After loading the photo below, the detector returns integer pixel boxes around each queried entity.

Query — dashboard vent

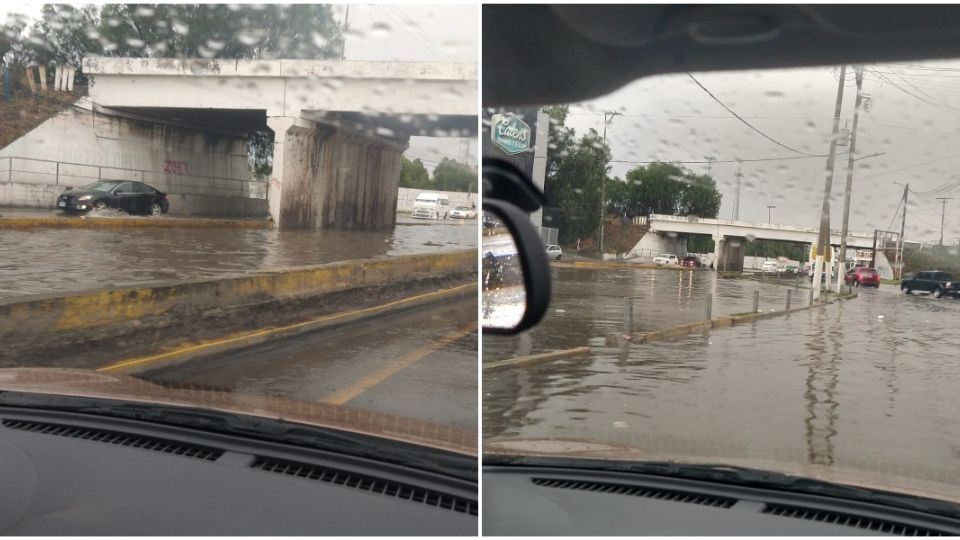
[251,456,477,516]
[531,477,736,508]
[763,504,947,536]
[2,419,223,461]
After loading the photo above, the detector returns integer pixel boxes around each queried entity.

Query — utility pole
[937,197,953,246]
[767,205,776,224]
[598,110,621,254]
[732,164,742,220]
[894,182,909,280]
[340,6,350,61]
[704,156,717,176]
[836,65,864,293]
[813,64,846,300]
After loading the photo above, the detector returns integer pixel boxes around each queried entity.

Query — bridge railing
[0,156,267,199]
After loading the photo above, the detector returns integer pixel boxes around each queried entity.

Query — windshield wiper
[486,454,960,520]
[0,391,476,482]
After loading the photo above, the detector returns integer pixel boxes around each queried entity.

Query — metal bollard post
[753,290,760,312]
[809,286,815,305]
[786,289,792,310]
[624,297,633,338]
[705,293,713,320]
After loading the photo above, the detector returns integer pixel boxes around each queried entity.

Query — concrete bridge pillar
[267,115,409,230]
[713,234,746,272]
[713,235,725,271]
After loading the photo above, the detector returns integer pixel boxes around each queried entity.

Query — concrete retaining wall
[0,182,268,217]
[0,250,475,366]
[0,98,267,216]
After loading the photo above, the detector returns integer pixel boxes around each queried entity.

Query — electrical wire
[686,73,825,158]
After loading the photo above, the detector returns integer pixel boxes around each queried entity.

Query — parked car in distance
[410,192,450,220]
[449,206,477,219]
[681,255,701,267]
[761,260,780,273]
[784,265,799,273]
[57,180,169,216]
[901,270,960,298]
[653,254,679,265]
[844,266,880,288]
[545,244,562,260]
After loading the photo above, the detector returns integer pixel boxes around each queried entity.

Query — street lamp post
[767,205,776,224]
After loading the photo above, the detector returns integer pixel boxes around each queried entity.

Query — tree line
[541,105,723,246]
[400,156,476,193]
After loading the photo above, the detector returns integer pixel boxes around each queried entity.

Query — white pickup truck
[653,254,679,265]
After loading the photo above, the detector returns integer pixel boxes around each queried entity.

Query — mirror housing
[482,158,552,334]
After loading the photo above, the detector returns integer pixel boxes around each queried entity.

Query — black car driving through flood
[57,180,170,216]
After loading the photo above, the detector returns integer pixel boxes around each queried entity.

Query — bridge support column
[267,116,409,230]
[713,235,725,271]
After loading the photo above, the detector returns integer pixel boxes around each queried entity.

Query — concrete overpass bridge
[83,57,476,229]
[631,214,876,271]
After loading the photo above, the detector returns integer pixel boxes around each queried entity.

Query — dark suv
[901,271,960,298]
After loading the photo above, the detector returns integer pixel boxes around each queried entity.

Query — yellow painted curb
[484,346,592,371]
[98,283,476,375]
[0,216,272,229]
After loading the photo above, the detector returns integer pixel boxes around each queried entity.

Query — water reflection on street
[0,216,476,298]
[483,266,813,360]
[484,266,960,489]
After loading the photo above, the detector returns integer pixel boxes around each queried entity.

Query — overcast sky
[565,62,960,245]
[3,3,478,174]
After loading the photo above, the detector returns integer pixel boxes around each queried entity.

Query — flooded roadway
[484,268,960,494]
[142,296,478,431]
[0,215,476,298]
[484,265,815,360]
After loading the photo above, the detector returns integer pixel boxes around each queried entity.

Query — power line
[686,73,825,158]
[379,5,456,63]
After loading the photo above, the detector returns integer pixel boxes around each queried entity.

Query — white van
[411,193,450,220]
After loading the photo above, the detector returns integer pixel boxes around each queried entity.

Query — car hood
[485,437,960,507]
[0,368,475,456]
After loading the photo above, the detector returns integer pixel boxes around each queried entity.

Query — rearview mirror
[482,199,551,334]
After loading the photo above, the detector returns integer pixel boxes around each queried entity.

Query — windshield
[3,3,478,459]
[483,60,960,505]
[82,181,122,192]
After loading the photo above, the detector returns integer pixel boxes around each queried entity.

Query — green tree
[543,126,609,244]
[24,4,100,72]
[399,156,431,189]
[608,161,723,219]
[431,157,474,192]
[678,173,722,217]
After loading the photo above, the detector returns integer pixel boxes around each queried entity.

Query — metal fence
[0,156,267,199]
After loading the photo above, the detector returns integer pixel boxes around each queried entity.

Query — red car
[681,256,701,268]
[844,266,880,288]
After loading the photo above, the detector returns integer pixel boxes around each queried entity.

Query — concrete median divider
[0,216,272,229]
[483,347,592,371]
[0,249,476,368]
[619,291,858,346]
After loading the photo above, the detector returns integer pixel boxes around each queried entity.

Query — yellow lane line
[96,283,475,374]
[319,322,477,406]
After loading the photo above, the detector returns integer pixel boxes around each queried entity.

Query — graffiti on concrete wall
[163,160,191,175]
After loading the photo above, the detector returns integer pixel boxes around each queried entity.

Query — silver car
[545,244,562,260]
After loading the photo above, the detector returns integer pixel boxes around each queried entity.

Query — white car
[653,254,679,265]
[410,193,450,220]
[450,206,477,219]
[545,244,562,260]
